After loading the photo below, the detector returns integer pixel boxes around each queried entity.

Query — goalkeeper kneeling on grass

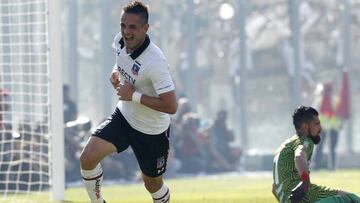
[272,106,360,203]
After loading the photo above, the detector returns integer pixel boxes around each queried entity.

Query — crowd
[61,89,243,182]
[170,97,242,175]
[1,79,348,185]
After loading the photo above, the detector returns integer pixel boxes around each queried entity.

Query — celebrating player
[272,106,360,203]
[79,1,177,202]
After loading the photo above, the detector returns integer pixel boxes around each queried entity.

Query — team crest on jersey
[132,63,140,75]
[116,48,121,56]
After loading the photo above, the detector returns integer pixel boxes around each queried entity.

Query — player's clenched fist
[289,173,310,203]
[289,181,308,203]
[116,81,134,101]
[109,68,120,89]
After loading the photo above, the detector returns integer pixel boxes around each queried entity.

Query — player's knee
[337,190,349,195]
[79,150,98,170]
[143,176,163,193]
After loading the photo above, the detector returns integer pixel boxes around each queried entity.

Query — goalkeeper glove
[289,172,310,203]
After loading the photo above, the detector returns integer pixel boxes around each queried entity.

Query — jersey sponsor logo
[117,65,136,85]
[132,63,140,76]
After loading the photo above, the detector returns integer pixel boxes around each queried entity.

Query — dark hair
[292,106,319,130]
[123,1,148,24]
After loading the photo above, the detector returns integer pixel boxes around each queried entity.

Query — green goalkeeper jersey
[273,135,314,202]
[273,135,339,203]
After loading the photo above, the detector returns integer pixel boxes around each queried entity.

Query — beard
[310,135,321,145]
[308,128,321,145]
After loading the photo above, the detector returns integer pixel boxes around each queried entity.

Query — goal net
[0,0,64,202]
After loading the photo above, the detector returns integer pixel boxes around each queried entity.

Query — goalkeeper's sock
[81,164,104,203]
[151,183,170,203]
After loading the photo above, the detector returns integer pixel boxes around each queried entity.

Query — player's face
[120,13,149,53]
[308,115,322,144]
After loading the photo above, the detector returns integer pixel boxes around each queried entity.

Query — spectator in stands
[171,97,191,154]
[166,96,192,176]
[313,83,341,170]
[207,109,241,172]
[177,112,206,173]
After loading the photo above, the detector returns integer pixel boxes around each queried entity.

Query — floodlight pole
[237,0,248,152]
[340,0,353,153]
[186,0,197,109]
[160,0,169,55]
[67,0,78,105]
[288,0,302,110]
[101,0,114,116]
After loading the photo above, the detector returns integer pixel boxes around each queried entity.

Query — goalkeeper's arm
[294,145,309,179]
[289,146,310,203]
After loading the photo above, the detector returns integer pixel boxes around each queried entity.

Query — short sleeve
[147,58,175,95]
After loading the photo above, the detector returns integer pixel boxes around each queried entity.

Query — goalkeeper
[272,106,360,203]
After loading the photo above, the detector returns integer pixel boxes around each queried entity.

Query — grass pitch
[2,169,360,203]
[65,169,360,203]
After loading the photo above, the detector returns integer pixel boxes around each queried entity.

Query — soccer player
[79,1,177,203]
[272,106,360,203]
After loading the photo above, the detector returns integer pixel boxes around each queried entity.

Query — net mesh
[0,0,51,201]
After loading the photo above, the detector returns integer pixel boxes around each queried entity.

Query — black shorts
[93,108,170,178]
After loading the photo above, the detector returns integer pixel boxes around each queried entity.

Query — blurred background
[28,0,360,183]
[57,0,360,182]
[61,0,360,182]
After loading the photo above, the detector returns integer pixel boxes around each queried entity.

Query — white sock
[81,164,104,203]
[151,184,170,203]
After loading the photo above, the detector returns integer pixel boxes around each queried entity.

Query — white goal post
[0,0,64,201]
[48,0,65,200]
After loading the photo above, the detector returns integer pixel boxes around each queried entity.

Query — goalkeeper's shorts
[297,183,339,203]
[315,193,360,203]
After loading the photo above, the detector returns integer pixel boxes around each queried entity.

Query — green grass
[2,169,360,203]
